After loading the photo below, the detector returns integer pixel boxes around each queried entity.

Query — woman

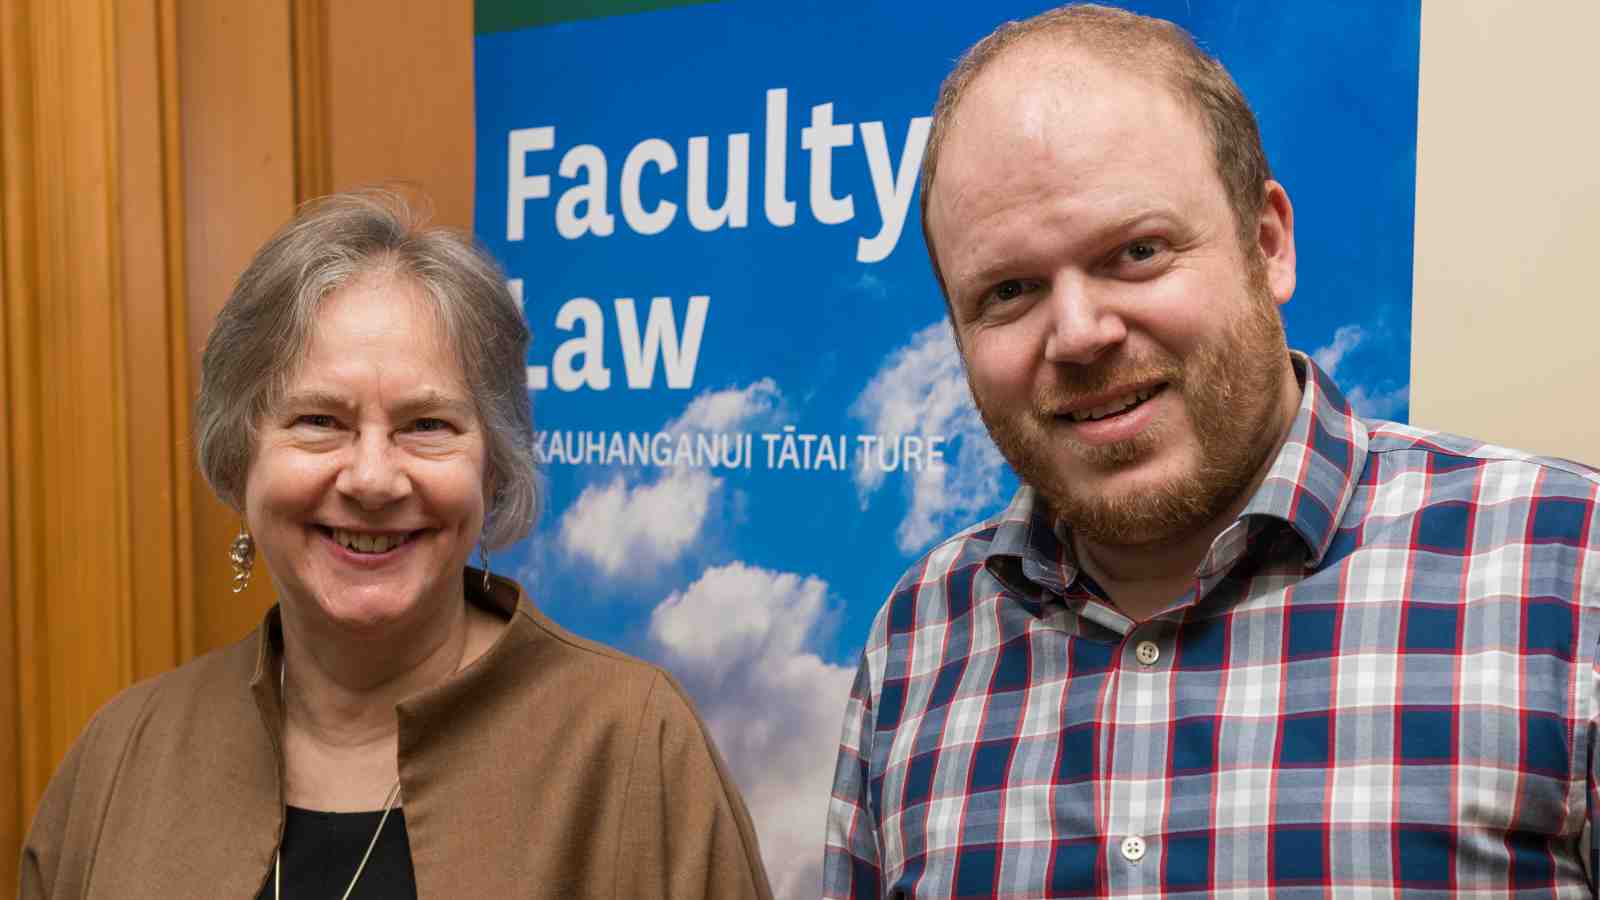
[20,191,773,899]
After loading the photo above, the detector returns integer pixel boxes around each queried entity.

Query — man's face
[927,47,1298,548]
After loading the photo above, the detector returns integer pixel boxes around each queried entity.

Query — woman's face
[244,274,487,636]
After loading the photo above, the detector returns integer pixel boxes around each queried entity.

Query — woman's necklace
[275,662,403,900]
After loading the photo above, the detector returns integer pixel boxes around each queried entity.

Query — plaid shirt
[824,354,1600,898]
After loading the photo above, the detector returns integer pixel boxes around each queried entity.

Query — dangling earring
[229,525,255,593]
[479,544,491,593]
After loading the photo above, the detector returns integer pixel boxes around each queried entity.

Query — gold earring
[229,526,255,593]
[480,545,492,593]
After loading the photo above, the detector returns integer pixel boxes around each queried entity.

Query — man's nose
[1041,273,1127,365]
[335,431,412,509]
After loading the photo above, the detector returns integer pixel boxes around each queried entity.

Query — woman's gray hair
[195,189,538,548]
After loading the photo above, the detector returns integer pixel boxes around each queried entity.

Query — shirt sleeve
[613,670,774,900]
[823,649,883,899]
[1588,655,1600,894]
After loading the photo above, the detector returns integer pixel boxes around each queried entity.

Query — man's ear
[1256,180,1296,305]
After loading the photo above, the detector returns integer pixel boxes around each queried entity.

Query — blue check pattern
[824,353,1600,898]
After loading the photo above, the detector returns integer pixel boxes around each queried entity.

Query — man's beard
[971,266,1291,548]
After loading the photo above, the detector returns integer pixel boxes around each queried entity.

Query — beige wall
[1413,0,1600,464]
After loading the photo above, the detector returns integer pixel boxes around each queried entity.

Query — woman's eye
[1124,239,1162,262]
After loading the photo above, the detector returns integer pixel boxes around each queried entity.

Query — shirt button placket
[1115,633,1160,884]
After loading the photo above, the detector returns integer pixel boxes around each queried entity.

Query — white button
[1135,641,1160,666]
[1120,835,1146,862]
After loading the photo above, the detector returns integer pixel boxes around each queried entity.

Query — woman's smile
[314,525,428,567]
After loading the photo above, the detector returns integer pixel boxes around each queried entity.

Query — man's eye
[992,279,1033,302]
[295,414,337,429]
[411,418,451,433]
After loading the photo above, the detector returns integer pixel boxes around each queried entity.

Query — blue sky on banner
[474,1,1419,893]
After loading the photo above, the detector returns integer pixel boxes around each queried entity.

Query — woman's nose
[334,432,412,509]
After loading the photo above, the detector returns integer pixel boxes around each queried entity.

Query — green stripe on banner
[475,0,719,34]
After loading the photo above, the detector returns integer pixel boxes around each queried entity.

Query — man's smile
[1060,383,1167,423]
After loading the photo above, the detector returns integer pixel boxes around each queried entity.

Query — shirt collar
[1242,351,1368,567]
[983,350,1368,595]
[986,484,1075,599]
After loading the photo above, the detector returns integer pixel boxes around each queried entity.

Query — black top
[254,806,418,900]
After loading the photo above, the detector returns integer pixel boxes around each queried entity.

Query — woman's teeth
[332,529,409,554]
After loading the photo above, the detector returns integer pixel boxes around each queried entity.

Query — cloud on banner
[1311,323,1411,420]
[649,562,854,900]
[852,320,1007,555]
[558,379,783,578]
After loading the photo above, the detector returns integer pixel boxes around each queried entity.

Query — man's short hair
[920,3,1272,298]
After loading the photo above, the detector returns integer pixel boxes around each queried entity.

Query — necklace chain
[273,610,475,897]
[275,662,403,900]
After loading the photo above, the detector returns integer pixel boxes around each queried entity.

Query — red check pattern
[824,354,1600,898]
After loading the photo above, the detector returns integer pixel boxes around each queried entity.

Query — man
[824,4,1600,897]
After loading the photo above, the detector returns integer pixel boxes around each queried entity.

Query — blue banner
[475,2,1419,892]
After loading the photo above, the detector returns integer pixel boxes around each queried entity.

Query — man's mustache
[1031,358,1183,413]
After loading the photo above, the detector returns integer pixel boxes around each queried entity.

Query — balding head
[920,4,1271,301]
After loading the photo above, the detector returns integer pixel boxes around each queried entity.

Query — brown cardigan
[20,571,773,898]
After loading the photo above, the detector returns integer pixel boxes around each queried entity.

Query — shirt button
[1120,835,1146,862]
[1134,641,1160,666]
